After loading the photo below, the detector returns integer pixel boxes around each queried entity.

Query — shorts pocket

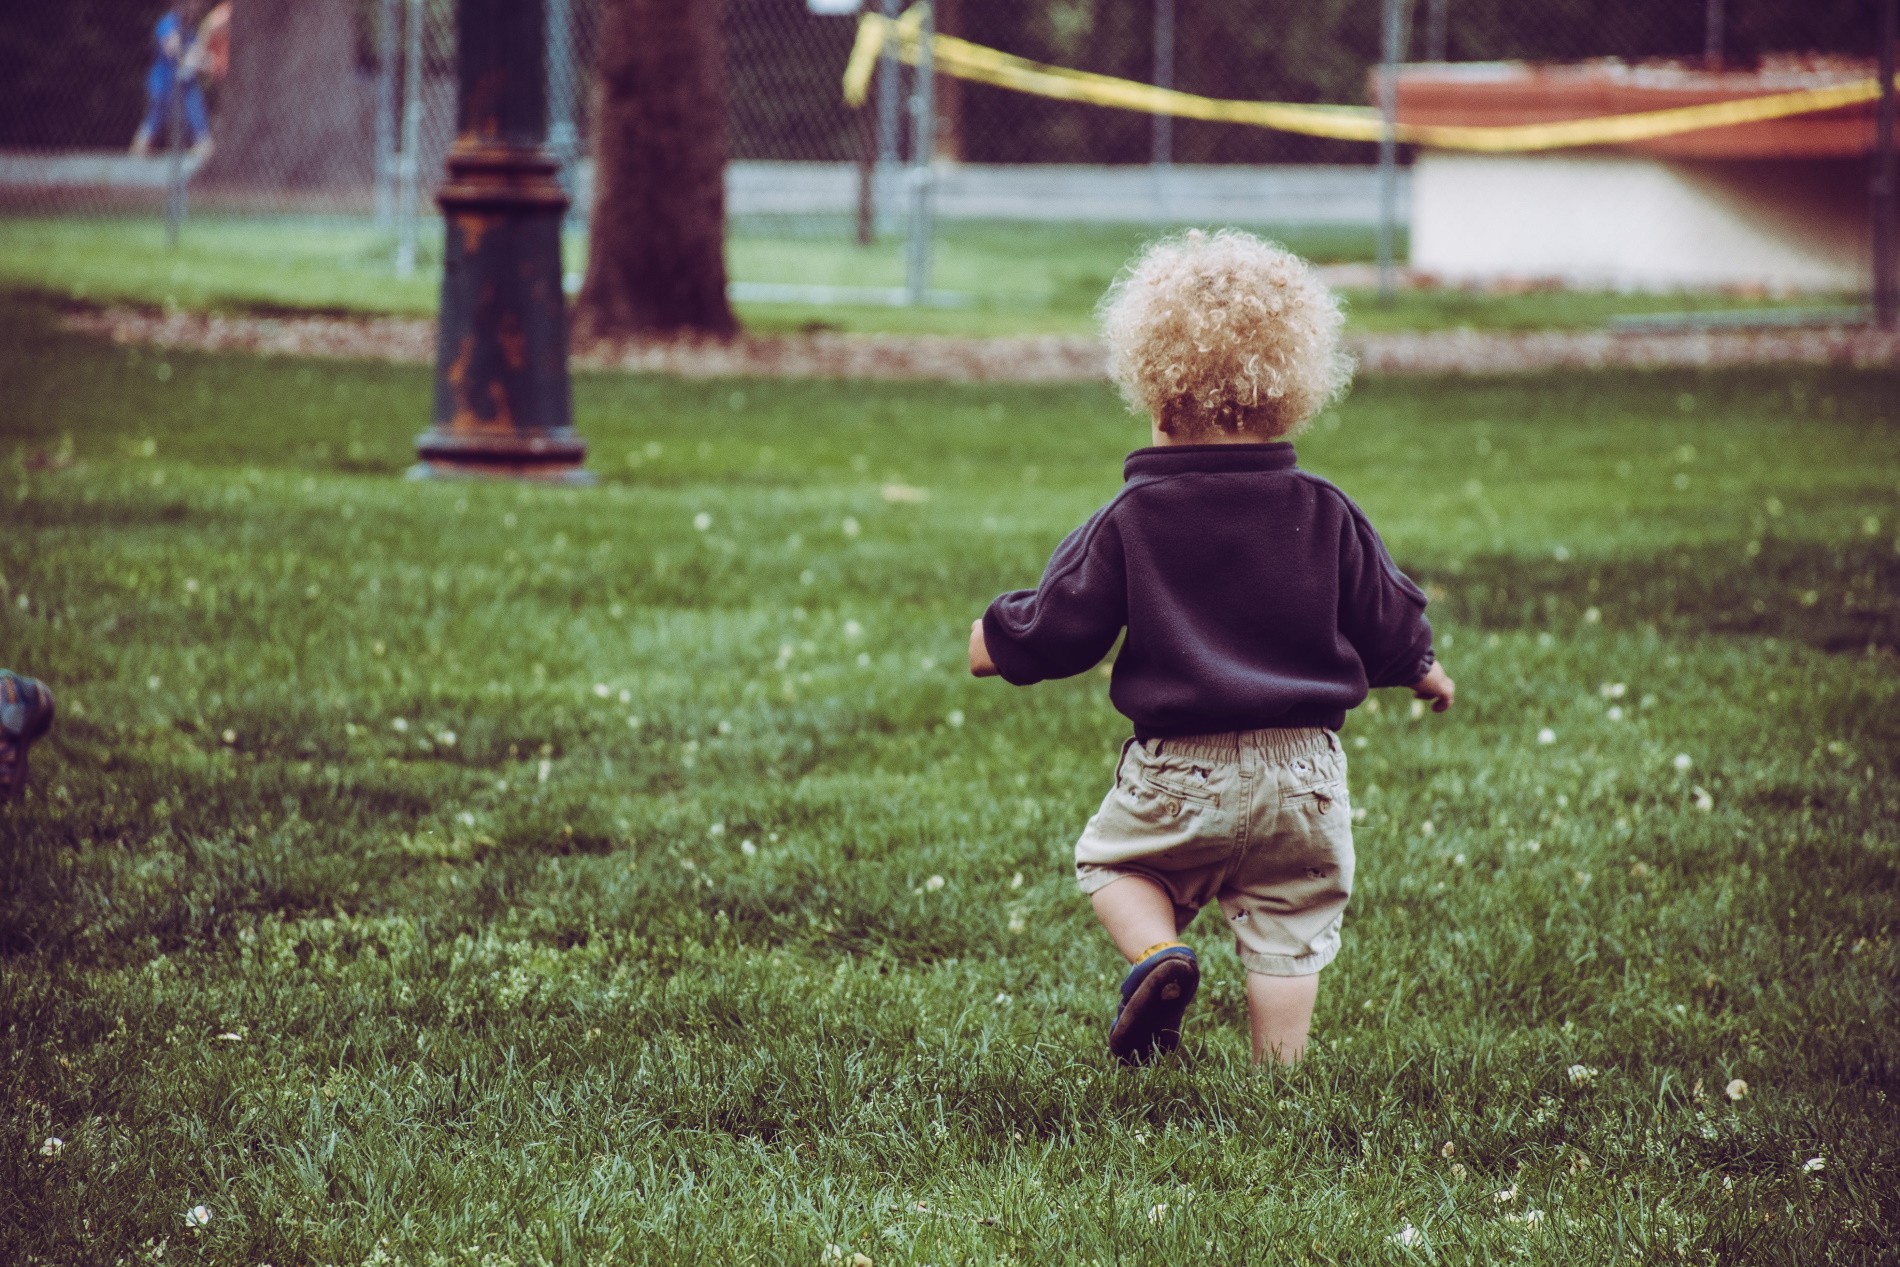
[1285,773,1349,817]
[1125,741,1220,807]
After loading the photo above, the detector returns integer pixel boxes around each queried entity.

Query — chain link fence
[0,0,1881,317]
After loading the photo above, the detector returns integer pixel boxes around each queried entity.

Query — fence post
[1151,0,1174,222]
[164,78,188,248]
[904,0,936,306]
[1375,0,1406,304]
[375,0,400,227]
[874,0,904,238]
[395,0,425,277]
[547,0,580,227]
[1876,0,1897,329]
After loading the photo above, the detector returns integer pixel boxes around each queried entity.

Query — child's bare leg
[1090,875,1179,961]
[1246,971,1319,1064]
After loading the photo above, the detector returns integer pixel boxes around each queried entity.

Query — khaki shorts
[1075,727,1354,976]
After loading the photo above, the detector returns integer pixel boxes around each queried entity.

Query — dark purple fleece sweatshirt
[981,442,1434,738]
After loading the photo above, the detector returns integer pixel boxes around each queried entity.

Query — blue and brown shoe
[1109,940,1199,1065]
[0,671,55,802]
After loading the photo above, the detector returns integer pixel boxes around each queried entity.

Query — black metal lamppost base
[412,0,589,484]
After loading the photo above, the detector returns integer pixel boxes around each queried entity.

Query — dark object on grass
[410,0,590,485]
[1110,942,1200,1065]
[0,671,55,802]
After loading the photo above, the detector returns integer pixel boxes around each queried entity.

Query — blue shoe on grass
[1109,940,1199,1064]
[0,670,55,802]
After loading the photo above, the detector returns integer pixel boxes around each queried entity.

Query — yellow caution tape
[843,7,1889,153]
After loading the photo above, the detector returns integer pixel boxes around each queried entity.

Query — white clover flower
[1147,1203,1169,1224]
[1583,607,1601,624]
[390,717,409,733]
[1726,1078,1749,1101]
[1440,1141,1456,1158]
[221,729,237,745]
[437,730,457,747]
[1692,786,1714,812]
[841,516,861,538]
[1389,1223,1423,1247]
[994,992,1013,1005]
[1802,1156,1825,1173]
[843,619,863,640]
[618,689,632,704]
[1007,913,1026,933]
[148,675,163,691]
[40,1137,63,1157]
[740,840,758,857]
[1410,699,1425,719]
[946,710,965,728]
[880,483,929,504]
[1494,1185,1518,1204]
[1537,728,1556,745]
[536,758,551,783]
[1009,871,1024,889]
[924,874,946,892]
[185,1205,211,1227]
[217,1032,243,1042]
[692,512,712,532]
[1505,1209,1546,1226]
[1567,1064,1599,1087]
[1606,706,1624,721]
[593,683,611,698]
[1673,753,1693,772]
[709,822,726,836]
[1600,682,1627,699]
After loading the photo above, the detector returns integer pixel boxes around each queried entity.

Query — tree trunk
[574,0,737,340]
[196,0,372,192]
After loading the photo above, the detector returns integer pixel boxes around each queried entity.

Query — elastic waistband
[1143,726,1337,764]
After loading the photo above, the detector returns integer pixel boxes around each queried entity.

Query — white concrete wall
[1411,152,1868,291]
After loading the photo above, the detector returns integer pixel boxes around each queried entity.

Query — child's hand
[969,619,998,677]
[1411,661,1455,712]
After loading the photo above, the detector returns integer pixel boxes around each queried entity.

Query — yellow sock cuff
[1134,940,1191,963]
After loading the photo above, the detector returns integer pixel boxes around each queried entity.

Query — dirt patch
[56,303,1900,381]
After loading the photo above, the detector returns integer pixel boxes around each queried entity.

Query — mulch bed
[56,303,1900,381]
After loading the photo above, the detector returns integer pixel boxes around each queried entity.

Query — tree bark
[196,0,372,191]
[574,0,737,340]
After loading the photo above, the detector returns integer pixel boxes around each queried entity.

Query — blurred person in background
[129,1,213,161]
[193,2,232,106]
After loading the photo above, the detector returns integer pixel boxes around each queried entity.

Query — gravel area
[56,303,1900,381]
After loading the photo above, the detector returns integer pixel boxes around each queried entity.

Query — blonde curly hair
[1098,229,1353,440]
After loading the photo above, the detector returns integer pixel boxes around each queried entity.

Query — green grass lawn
[0,214,1847,337]
[3,289,1898,1263]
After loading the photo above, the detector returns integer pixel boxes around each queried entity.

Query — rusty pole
[410,0,590,483]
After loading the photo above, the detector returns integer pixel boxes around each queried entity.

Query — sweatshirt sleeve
[982,507,1127,686]
[1338,500,1435,689]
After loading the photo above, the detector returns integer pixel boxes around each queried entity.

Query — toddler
[969,230,1454,1065]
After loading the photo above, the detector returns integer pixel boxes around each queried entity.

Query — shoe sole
[1109,955,1200,1065]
